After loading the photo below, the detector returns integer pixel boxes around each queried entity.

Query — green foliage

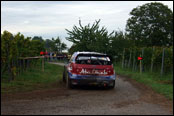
[66,19,114,54]
[110,31,133,59]
[121,46,173,74]
[60,42,67,52]
[44,39,53,52]
[32,36,44,43]
[45,37,67,53]
[1,62,64,93]
[1,30,68,82]
[30,40,45,56]
[126,2,173,47]
[1,31,45,81]
[115,64,173,100]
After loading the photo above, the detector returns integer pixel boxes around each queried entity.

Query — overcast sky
[1,1,173,48]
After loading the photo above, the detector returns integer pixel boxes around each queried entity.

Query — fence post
[124,60,127,68]
[132,57,135,71]
[135,62,138,71]
[23,59,25,72]
[132,50,135,71]
[16,58,19,76]
[151,47,155,72]
[30,58,32,71]
[122,48,125,68]
[11,59,15,80]
[171,48,173,74]
[18,59,20,76]
[141,48,144,72]
[161,48,165,76]
[42,57,44,72]
[8,60,12,82]
[27,59,29,71]
[128,49,132,68]
[140,54,142,74]
[19,59,21,74]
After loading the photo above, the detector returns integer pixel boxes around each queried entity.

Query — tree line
[1,31,67,81]
[66,2,173,61]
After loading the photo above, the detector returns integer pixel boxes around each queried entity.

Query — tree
[1,30,46,81]
[44,39,54,52]
[30,40,45,56]
[1,31,18,81]
[54,37,61,53]
[110,31,133,61]
[32,36,44,43]
[66,19,114,54]
[126,2,173,47]
[60,42,67,53]
[68,44,78,55]
[50,37,67,53]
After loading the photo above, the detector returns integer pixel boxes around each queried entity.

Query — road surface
[1,62,173,115]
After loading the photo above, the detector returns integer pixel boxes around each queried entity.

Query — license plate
[89,82,98,85]
[85,77,96,79]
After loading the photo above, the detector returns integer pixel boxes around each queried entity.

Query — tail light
[68,66,73,71]
[105,68,114,75]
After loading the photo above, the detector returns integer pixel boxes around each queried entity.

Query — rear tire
[109,81,115,89]
[66,76,73,89]
[63,66,66,83]
[63,70,66,83]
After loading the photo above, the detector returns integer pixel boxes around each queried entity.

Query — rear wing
[75,54,113,65]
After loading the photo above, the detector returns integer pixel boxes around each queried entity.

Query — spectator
[56,52,59,61]
[54,52,57,61]
[47,52,50,61]
[52,52,55,61]
[45,51,48,61]
[50,52,53,62]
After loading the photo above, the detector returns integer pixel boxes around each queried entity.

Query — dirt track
[1,62,173,115]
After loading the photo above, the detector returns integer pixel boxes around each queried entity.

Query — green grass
[1,61,64,93]
[114,63,173,100]
[46,58,68,63]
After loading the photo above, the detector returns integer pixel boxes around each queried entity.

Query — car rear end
[67,52,116,88]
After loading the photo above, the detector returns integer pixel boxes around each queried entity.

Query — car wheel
[109,81,115,89]
[63,70,66,83]
[66,76,73,89]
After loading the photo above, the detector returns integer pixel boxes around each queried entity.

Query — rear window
[75,54,112,65]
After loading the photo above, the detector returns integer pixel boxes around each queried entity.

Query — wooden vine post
[161,48,165,76]
[140,54,142,74]
[151,47,155,72]
[122,48,125,68]
[141,48,144,72]
[42,56,44,72]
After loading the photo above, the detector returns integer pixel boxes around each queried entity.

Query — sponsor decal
[79,69,108,75]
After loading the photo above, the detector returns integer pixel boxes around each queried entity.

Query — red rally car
[63,52,116,89]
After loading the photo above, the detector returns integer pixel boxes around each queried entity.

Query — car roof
[74,51,107,56]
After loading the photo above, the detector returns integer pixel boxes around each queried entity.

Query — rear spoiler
[75,54,113,62]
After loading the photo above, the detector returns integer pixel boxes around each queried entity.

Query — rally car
[63,52,116,89]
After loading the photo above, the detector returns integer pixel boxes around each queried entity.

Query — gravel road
[1,62,173,115]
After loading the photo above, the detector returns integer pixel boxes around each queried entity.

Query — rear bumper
[70,78,115,86]
[68,72,116,80]
[67,72,116,86]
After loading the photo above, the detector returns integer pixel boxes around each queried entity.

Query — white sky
[1,1,173,49]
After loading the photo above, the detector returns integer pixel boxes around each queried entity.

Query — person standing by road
[47,52,50,61]
[50,52,53,62]
[54,52,57,61]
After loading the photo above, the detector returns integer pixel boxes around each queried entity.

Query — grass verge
[1,61,64,94]
[114,63,173,100]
